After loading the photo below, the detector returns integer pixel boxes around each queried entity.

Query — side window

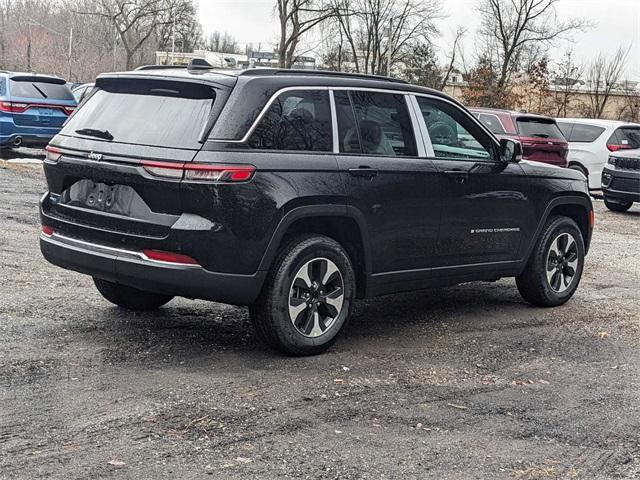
[416,97,493,161]
[567,123,605,143]
[336,90,417,156]
[557,121,573,140]
[478,113,506,134]
[248,90,332,152]
[0,77,5,96]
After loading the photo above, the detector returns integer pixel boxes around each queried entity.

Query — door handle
[443,170,469,184]
[349,166,378,179]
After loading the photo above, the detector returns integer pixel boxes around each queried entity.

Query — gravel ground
[1,161,639,480]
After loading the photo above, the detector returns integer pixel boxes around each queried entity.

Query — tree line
[0,0,636,120]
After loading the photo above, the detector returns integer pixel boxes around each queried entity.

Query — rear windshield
[61,79,216,149]
[516,118,564,139]
[609,127,640,149]
[9,79,74,100]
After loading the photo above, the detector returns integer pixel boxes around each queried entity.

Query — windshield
[9,79,74,100]
[61,79,216,149]
[517,118,564,139]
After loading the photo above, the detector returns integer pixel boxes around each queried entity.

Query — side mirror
[500,138,522,163]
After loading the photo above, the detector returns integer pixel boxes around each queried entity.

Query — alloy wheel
[288,257,345,338]
[546,232,579,293]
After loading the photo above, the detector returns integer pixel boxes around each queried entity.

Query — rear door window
[566,123,605,142]
[248,90,332,151]
[9,79,74,100]
[338,90,417,156]
[60,79,216,149]
[608,127,640,149]
[478,113,506,134]
[516,118,564,139]
[0,77,6,96]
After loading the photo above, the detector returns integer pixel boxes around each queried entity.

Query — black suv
[602,149,640,212]
[40,64,594,355]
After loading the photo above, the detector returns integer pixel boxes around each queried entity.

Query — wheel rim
[546,232,579,293]
[288,257,345,338]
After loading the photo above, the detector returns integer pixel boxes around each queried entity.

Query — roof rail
[238,68,408,84]
[134,64,188,71]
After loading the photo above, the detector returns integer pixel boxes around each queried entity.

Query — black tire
[93,278,173,311]
[568,164,588,180]
[516,216,585,307]
[604,197,632,212]
[250,234,355,356]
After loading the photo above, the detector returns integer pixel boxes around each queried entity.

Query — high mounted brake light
[141,160,256,182]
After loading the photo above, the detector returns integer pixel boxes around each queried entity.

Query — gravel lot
[1,159,639,479]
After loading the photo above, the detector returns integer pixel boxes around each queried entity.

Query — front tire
[250,234,355,356]
[93,278,174,311]
[516,216,585,307]
[604,197,632,212]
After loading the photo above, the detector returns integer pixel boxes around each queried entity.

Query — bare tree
[204,31,241,54]
[551,49,583,117]
[477,0,590,97]
[582,46,630,119]
[78,0,178,70]
[616,80,640,123]
[439,27,465,90]
[327,0,442,75]
[276,0,334,68]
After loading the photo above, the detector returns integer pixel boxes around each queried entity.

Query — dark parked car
[602,149,640,212]
[40,63,593,355]
[469,107,568,167]
[0,72,76,149]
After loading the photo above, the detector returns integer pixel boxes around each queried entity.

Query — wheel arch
[524,195,593,266]
[257,205,372,298]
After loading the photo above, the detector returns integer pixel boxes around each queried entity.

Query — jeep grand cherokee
[40,63,594,355]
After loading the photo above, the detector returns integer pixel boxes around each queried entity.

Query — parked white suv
[556,119,640,189]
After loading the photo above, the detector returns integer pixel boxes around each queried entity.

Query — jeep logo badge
[87,152,103,161]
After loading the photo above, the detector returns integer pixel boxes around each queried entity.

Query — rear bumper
[0,117,59,146]
[40,232,266,306]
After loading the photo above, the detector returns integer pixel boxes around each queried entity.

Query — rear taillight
[141,160,256,183]
[41,226,54,236]
[63,106,76,116]
[607,144,632,152]
[0,101,29,113]
[45,145,62,162]
[143,249,199,265]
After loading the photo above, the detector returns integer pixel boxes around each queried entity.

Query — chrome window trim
[209,86,330,144]
[329,90,339,153]
[404,94,426,157]
[407,94,434,157]
[208,84,500,158]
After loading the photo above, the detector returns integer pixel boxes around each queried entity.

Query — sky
[197,0,640,80]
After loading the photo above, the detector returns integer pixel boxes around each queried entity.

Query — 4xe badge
[87,152,102,161]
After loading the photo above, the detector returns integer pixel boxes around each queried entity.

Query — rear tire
[93,278,173,311]
[604,197,632,212]
[516,216,585,307]
[250,234,355,356]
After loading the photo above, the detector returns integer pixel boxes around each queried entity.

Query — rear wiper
[75,128,114,141]
[531,133,550,138]
[32,83,48,98]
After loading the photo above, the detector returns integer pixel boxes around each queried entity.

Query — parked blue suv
[0,72,76,149]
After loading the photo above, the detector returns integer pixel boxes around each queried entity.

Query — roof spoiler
[9,75,66,85]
